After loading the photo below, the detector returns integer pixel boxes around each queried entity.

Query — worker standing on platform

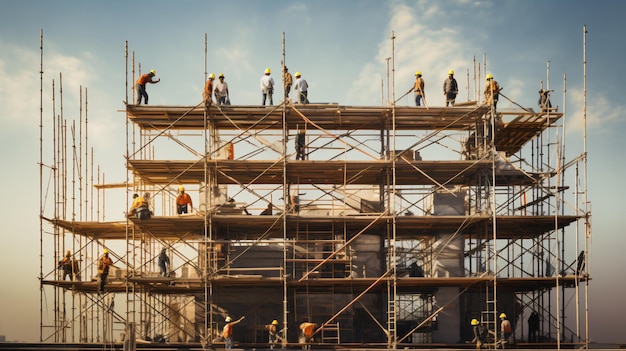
[299,321,317,349]
[203,73,216,105]
[222,315,245,349]
[484,74,502,113]
[443,69,458,106]
[408,71,425,107]
[135,69,160,105]
[261,68,275,106]
[499,313,513,347]
[158,248,170,277]
[283,66,293,100]
[214,73,230,105]
[294,72,309,104]
[98,249,114,293]
[265,319,280,349]
[527,311,540,343]
[176,186,193,214]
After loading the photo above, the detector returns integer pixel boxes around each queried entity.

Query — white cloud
[566,87,622,133]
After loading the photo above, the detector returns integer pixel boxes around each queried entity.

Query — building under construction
[39,41,591,350]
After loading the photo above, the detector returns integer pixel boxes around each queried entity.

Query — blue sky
[0,0,624,343]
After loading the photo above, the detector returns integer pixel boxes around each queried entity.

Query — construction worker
[260,203,273,215]
[265,319,280,349]
[499,313,513,347]
[260,68,275,106]
[443,69,458,106]
[293,72,309,104]
[298,321,317,349]
[128,192,152,220]
[283,66,293,99]
[203,73,216,104]
[97,249,114,293]
[59,250,79,281]
[176,186,193,214]
[470,319,487,349]
[295,129,306,160]
[407,71,425,106]
[158,248,170,277]
[484,74,502,112]
[527,311,540,342]
[135,69,160,105]
[214,73,230,105]
[222,315,245,349]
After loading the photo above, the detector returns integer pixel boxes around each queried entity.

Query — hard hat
[486,74,493,80]
[103,249,108,254]
[265,68,271,74]
[471,319,479,326]
[448,70,454,75]
[415,71,422,76]
[150,70,156,76]
[499,313,507,319]
[295,72,301,77]
[209,73,215,79]
[272,320,279,325]
[178,185,185,192]
[219,73,224,78]
[225,316,232,322]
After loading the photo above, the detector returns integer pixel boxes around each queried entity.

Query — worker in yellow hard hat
[176,185,193,214]
[261,67,275,106]
[214,73,230,105]
[407,71,426,107]
[294,71,309,104]
[265,319,281,349]
[97,249,114,293]
[203,73,216,104]
[470,319,488,349]
[499,312,513,347]
[443,69,458,106]
[135,69,160,105]
[484,73,502,113]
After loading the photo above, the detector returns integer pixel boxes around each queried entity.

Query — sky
[0,0,624,344]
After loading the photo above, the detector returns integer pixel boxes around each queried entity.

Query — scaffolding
[39,35,591,350]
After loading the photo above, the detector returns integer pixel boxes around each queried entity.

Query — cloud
[566,87,622,133]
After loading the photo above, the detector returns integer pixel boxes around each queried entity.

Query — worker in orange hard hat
[135,69,160,105]
[260,68,275,106]
[443,69,458,106]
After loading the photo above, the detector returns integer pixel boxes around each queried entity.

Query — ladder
[321,322,340,344]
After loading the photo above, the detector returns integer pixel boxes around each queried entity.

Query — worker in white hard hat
[203,73,216,104]
[293,72,309,104]
[222,315,245,349]
[407,71,426,107]
[97,249,114,293]
[214,73,230,105]
[135,69,160,105]
[443,69,458,106]
[265,319,282,349]
[176,186,193,214]
[260,67,275,106]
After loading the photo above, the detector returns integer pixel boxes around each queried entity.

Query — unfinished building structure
[39,50,591,349]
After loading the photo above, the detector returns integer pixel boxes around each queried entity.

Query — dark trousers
[137,84,148,104]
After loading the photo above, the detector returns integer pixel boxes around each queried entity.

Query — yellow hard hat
[448,70,454,75]
[499,313,507,319]
[225,316,232,322]
[295,72,301,77]
[219,73,224,78]
[272,320,279,325]
[178,186,185,192]
[265,68,271,74]
[415,71,422,76]
[150,70,156,76]
[471,319,479,326]
[103,249,108,254]
[209,73,216,79]
[486,74,493,80]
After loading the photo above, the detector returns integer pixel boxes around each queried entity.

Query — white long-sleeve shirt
[294,78,308,92]
[260,75,275,93]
